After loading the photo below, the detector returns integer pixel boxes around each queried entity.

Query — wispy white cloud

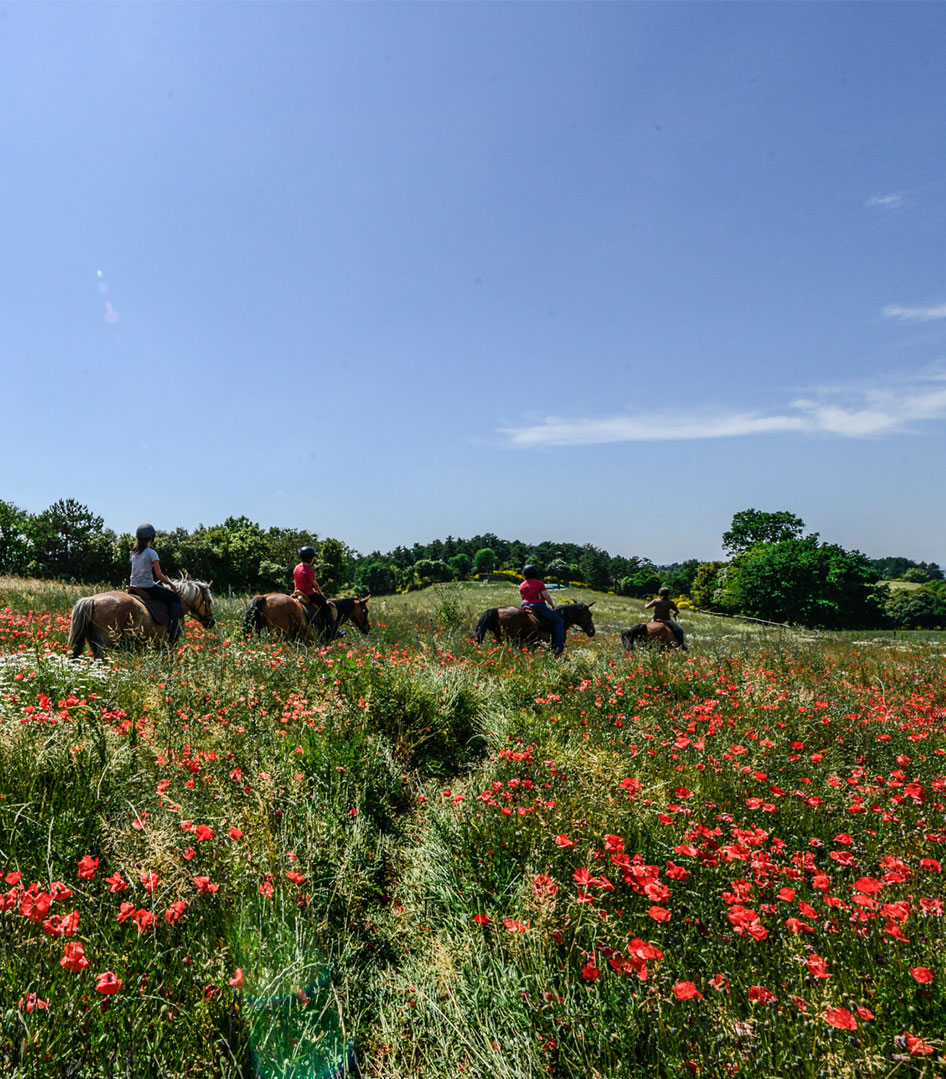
[882,302,946,322]
[500,372,946,448]
[866,192,903,210]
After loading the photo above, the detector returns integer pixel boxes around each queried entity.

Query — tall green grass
[0,580,943,1077]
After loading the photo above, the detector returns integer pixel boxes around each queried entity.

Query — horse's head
[180,580,216,629]
[350,595,371,635]
[564,601,595,637]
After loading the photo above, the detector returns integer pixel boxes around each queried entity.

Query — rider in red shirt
[519,565,565,655]
[293,546,333,631]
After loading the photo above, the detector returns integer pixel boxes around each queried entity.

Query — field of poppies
[0,577,943,1078]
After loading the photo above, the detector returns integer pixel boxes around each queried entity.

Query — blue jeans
[523,602,565,650]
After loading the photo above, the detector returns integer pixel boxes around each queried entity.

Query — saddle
[517,606,551,634]
[292,591,336,631]
[128,587,170,625]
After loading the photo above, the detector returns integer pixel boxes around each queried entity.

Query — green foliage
[721,507,805,555]
[578,544,612,591]
[472,548,497,574]
[447,552,471,579]
[690,561,726,610]
[354,558,398,595]
[26,498,120,583]
[626,566,661,598]
[316,537,349,593]
[719,536,885,628]
[883,582,946,628]
[655,559,700,597]
[412,559,453,586]
[0,499,31,576]
[545,557,571,583]
[870,555,943,582]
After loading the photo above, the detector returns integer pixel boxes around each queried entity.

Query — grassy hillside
[0,578,944,1077]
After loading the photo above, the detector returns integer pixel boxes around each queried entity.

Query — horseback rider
[130,524,183,643]
[293,546,334,634]
[519,565,565,656]
[644,586,686,649]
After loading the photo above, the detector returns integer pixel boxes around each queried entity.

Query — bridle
[188,584,216,628]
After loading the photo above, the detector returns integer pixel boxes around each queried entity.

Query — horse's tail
[621,624,646,652]
[68,598,96,658]
[243,596,265,639]
[472,608,500,644]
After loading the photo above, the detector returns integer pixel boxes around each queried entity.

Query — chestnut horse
[243,594,371,644]
[472,602,595,651]
[621,621,686,651]
[68,578,216,659]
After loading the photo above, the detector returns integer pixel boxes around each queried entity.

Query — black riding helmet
[299,546,317,562]
[136,524,157,542]
[523,565,539,578]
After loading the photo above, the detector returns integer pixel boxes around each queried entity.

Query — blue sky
[3,2,945,565]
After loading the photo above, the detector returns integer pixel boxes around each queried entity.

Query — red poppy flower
[472,913,490,924]
[580,960,600,982]
[229,968,244,988]
[95,971,123,996]
[748,985,776,1004]
[648,906,671,923]
[672,981,702,1000]
[140,871,159,893]
[909,967,933,984]
[61,941,89,972]
[823,1006,857,1030]
[165,900,187,924]
[904,1033,934,1055]
[76,856,99,881]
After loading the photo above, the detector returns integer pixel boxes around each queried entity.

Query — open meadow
[0,578,944,1078]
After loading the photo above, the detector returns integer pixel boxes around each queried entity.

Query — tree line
[0,498,942,629]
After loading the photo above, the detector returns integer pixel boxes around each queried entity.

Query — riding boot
[167,619,182,645]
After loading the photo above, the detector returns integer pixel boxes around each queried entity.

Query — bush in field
[355,558,398,595]
[472,548,497,574]
[689,560,726,610]
[884,582,946,628]
[447,553,471,579]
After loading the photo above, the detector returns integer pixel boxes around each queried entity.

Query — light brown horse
[621,621,686,651]
[68,578,216,659]
[472,602,595,652]
[243,594,371,644]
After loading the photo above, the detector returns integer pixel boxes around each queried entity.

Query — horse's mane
[170,577,212,604]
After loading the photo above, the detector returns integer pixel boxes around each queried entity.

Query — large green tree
[719,536,884,628]
[27,499,119,583]
[722,508,806,555]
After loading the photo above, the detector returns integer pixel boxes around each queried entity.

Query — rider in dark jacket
[645,586,686,648]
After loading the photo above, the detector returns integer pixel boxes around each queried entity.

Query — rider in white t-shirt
[130,524,183,643]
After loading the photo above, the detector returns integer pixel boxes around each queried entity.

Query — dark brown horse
[243,594,370,644]
[621,621,686,651]
[68,578,216,659]
[472,602,595,652]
